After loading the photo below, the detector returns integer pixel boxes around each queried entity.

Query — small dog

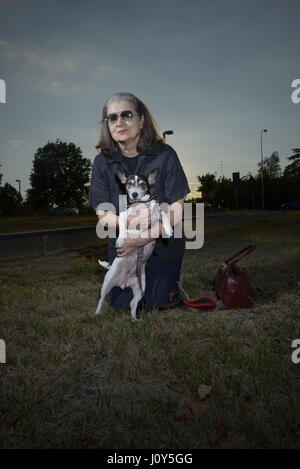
[95,167,173,321]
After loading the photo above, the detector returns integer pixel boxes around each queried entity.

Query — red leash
[183,296,217,312]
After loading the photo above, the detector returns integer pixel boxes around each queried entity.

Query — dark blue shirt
[89,142,190,260]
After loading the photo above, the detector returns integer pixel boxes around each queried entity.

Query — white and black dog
[95,167,173,321]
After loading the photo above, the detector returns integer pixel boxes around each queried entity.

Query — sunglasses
[105,110,138,125]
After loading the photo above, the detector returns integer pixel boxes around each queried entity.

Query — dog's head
[116,167,159,203]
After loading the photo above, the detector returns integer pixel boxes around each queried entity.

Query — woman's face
[106,100,144,149]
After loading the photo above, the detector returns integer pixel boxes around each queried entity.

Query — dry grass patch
[0,212,299,448]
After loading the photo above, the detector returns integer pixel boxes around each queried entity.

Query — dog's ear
[147,168,160,186]
[116,166,127,184]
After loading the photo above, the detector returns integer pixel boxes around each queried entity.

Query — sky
[0,0,300,199]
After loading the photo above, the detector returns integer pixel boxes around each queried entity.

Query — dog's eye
[139,182,146,188]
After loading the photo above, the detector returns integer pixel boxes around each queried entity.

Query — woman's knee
[144,275,181,308]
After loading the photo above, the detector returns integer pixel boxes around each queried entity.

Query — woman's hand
[116,203,151,257]
[116,231,146,257]
[116,203,164,257]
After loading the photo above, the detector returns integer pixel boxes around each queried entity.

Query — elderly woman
[89,92,190,314]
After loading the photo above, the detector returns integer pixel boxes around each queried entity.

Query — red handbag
[215,245,255,309]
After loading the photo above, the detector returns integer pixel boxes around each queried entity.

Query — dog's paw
[131,316,140,322]
[98,260,110,270]
[116,237,125,248]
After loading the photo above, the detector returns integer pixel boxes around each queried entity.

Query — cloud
[0,0,16,6]
[0,41,78,73]
[94,64,120,74]
[50,80,80,96]
[10,139,23,144]
[0,41,82,96]
[0,41,121,96]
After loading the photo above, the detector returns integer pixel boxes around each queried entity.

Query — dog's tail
[98,259,110,270]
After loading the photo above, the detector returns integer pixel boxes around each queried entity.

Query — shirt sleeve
[163,147,190,204]
[88,154,111,209]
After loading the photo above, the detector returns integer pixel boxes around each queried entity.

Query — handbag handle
[225,244,255,267]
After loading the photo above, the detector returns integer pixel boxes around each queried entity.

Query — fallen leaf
[187,400,209,418]
[0,413,10,425]
[175,405,193,421]
[73,437,98,448]
[208,422,229,446]
[215,422,229,440]
[167,377,178,389]
[175,400,209,421]
[238,398,249,416]
[197,384,212,400]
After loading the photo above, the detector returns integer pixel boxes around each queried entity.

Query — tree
[197,173,217,205]
[0,183,23,216]
[27,139,91,211]
[283,148,300,177]
[258,151,282,178]
[213,176,235,209]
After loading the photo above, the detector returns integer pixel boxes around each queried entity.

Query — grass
[0,212,299,448]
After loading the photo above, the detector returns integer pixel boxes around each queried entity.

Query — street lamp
[260,129,268,211]
[15,179,21,195]
[163,130,174,142]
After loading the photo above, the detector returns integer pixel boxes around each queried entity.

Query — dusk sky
[0,0,299,198]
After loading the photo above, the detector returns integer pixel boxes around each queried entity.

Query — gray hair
[96,92,162,156]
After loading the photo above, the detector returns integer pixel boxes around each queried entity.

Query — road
[0,226,99,260]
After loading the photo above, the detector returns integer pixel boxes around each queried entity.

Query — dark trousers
[109,252,182,312]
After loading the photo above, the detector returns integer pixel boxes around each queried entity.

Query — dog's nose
[132,192,138,199]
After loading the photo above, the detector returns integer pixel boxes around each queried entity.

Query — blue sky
[0,0,299,198]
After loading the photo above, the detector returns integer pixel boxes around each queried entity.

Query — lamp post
[163,130,174,142]
[15,179,21,195]
[260,129,268,211]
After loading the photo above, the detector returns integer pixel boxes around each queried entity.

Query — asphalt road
[0,226,99,260]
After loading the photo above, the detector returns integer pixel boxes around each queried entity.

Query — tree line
[0,141,299,216]
[195,149,300,210]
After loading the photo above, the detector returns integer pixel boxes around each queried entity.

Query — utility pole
[232,172,240,210]
[260,129,268,210]
[16,179,21,195]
